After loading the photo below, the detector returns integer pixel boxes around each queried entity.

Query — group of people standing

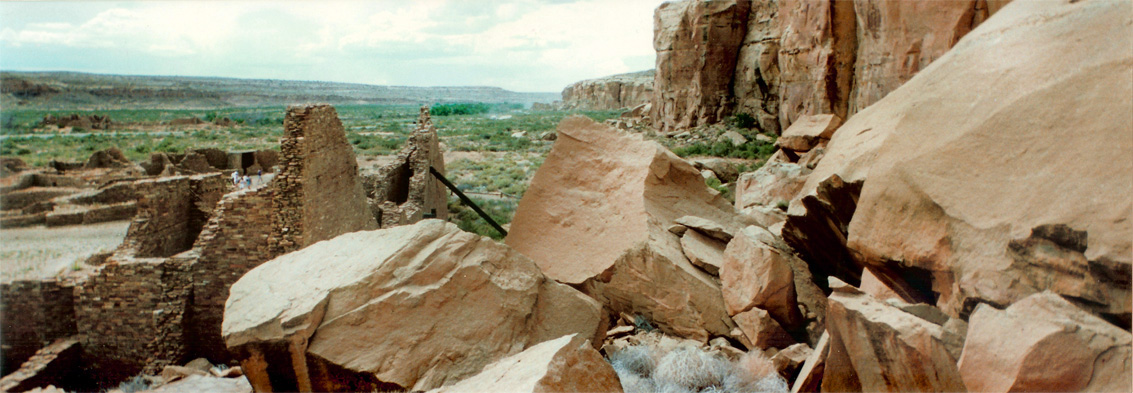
[231,169,263,190]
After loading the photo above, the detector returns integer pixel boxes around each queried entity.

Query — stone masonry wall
[0,280,77,376]
[73,257,192,386]
[116,174,225,258]
[369,106,448,228]
[185,185,276,362]
[272,104,375,254]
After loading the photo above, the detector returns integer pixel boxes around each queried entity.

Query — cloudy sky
[0,0,666,92]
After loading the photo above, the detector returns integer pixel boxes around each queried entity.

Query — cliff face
[652,0,1009,134]
[561,70,654,110]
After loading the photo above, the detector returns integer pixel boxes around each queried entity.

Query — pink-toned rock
[507,116,737,342]
[823,281,965,392]
[733,0,782,134]
[845,0,1132,319]
[771,343,812,382]
[733,307,795,350]
[847,0,981,114]
[790,332,828,393]
[775,114,841,152]
[959,291,1132,392]
[652,0,751,132]
[776,0,857,131]
[430,334,623,393]
[721,226,803,331]
[858,267,901,302]
[735,161,809,211]
[223,220,604,392]
[680,229,727,276]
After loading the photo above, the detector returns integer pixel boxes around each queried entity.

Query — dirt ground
[0,220,130,282]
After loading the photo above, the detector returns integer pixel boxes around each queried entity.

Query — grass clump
[606,344,787,393]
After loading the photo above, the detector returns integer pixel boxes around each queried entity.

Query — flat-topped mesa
[366,105,448,228]
[561,70,654,111]
[273,104,377,254]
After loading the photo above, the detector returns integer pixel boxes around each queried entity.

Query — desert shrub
[673,140,776,160]
[607,344,788,393]
[728,113,757,129]
[115,374,150,393]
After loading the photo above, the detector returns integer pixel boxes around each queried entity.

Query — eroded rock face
[823,281,965,392]
[959,291,1132,392]
[507,116,737,342]
[429,334,623,393]
[844,0,1133,320]
[733,0,781,134]
[223,220,604,392]
[651,0,751,132]
[776,0,857,131]
[562,70,653,111]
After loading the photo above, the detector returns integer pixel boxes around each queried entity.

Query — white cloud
[0,0,665,91]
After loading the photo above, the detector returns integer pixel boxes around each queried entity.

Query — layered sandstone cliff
[561,70,654,110]
[651,0,1009,134]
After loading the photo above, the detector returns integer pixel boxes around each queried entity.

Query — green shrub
[728,113,757,129]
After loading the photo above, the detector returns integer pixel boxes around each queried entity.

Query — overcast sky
[0,0,666,92]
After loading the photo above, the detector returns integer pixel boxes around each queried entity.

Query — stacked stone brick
[0,280,77,374]
[0,104,376,389]
[368,106,448,228]
[0,336,86,392]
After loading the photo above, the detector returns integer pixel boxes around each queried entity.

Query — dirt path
[0,220,130,282]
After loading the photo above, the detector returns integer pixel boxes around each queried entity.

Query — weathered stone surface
[959,291,1132,393]
[85,147,132,169]
[721,226,803,333]
[367,106,448,228]
[735,161,809,211]
[858,267,900,301]
[847,0,981,114]
[775,114,841,153]
[790,332,828,393]
[733,0,781,134]
[733,307,795,350]
[507,116,737,341]
[674,215,736,243]
[776,0,857,131]
[823,281,965,392]
[770,343,812,382]
[223,220,603,392]
[652,0,751,132]
[272,104,376,255]
[845,0,1133,320]
[429,334,623,393]
[679,229,726,276]
[562,70,653,110]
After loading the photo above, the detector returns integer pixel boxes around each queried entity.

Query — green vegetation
[727,112,757,129]
[430,102,522,116]
[448,197,515,240]
[672,139,776,160]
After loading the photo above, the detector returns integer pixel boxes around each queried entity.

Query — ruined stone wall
[370,107,448,228]
[73,257,192,386]
[0,280,77,375]
[185,185,276,362]
[117,174,225,258]
[273,105,375,254]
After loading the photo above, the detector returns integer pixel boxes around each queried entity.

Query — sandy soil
[0,220,130,282]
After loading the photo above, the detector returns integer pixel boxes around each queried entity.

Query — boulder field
[215,1,1131,392]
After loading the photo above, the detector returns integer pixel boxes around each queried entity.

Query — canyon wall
[650,0,1007,134]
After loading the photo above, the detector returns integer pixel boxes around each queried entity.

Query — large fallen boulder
[507,115,738,342]
[959,291,1132,392]
[844,0,1132,321]
[223,220,604,392]
[822,279,966,392]
[429,334,623,393]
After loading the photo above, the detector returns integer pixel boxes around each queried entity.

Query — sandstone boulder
[732,307,794,350]
[822,279,965,392]
[223,220,604,392]
[735,161,809,211]
[679,229,726,276]
[429,334,623,393]
[959,291,1132,392]
[507,116,737,341]
[721,226,803,333]
[790,332,828,393]
[774,114,840,153]
[845,0,1133,320]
